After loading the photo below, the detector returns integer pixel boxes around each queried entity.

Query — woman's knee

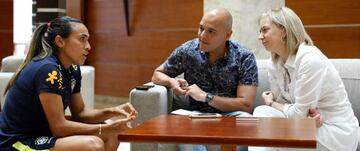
[253,105,274,117]
[104,134,120,151]
[83,136,105,151]
[52,135,105,151]
[253,105,285,117]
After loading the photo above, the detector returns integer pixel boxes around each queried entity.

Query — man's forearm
[209,96,253,113]
[152,71,174,87]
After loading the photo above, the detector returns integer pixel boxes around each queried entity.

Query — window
[13,0,32,56]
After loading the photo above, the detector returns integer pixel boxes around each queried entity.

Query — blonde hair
[260,6,313,63]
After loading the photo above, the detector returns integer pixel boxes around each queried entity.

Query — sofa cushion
[255,59,270,109]
[0,73,14,110]
[1,56,25,72]
[330,59,360,122]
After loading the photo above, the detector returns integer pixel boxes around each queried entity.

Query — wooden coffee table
[118,115,316,151]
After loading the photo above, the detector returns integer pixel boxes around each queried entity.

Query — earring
[282,36,286,43]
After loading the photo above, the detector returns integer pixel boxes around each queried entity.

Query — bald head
[203,8,233,31]
[198,8,233,53]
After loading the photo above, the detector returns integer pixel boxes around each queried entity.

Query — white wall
[205,0,284,59]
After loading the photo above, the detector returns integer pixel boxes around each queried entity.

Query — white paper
[171,109,222,118]
[171,109,202,116]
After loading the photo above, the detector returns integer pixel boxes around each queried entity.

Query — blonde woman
[252,6,358,151]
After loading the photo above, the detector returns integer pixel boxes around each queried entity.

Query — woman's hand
[103,116,135,135]
[103,103,137,134]
[308,108,323,128]
[262,91,274,106]
[111,102,138,118]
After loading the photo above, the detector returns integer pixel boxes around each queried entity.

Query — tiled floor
[94,95,129,109]
[118,142,130,151]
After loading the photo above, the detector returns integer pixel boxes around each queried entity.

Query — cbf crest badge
[34,136,51,145]
[71,78,76,92]
[45,70,64,89]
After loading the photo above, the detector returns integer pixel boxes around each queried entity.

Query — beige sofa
[129,59,360,151]
[0,55,95,114]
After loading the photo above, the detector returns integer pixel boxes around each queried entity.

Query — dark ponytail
[4,16,81,95]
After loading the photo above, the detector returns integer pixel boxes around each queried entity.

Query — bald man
[152,8,257,151]
[152,8,258,116]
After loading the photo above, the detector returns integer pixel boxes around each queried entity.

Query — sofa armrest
[129,83,171,124]
[1,55,24,72]
[0,73,14,110]
[80,66,95,109]
[129,83,178,151]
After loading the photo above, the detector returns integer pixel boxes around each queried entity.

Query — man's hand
[183,84,207,102]
[178,79,188,88]
[170,78,188,96]
[308,108,323,128]
[262,91,274,106]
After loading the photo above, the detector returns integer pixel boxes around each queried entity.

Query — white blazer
[267,43,359,151]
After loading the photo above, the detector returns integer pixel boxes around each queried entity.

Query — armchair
[129,59,360,151]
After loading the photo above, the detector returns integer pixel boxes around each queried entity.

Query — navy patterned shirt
[164,38,258,113]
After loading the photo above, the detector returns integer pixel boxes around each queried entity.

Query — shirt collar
[284,54,295,69]
[52,55,73,74]
[283,43,306,69]
[201,40,231,60]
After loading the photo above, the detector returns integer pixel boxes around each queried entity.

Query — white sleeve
[283,54,326,118]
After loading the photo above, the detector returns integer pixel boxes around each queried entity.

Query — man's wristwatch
[205,93,214,104]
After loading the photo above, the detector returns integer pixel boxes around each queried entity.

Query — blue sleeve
[239,53,258,86]
[35,64,64,95]
[71,65,81,94]
[163,46,186,77]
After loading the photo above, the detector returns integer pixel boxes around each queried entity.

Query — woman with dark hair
[0,16,137,151]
